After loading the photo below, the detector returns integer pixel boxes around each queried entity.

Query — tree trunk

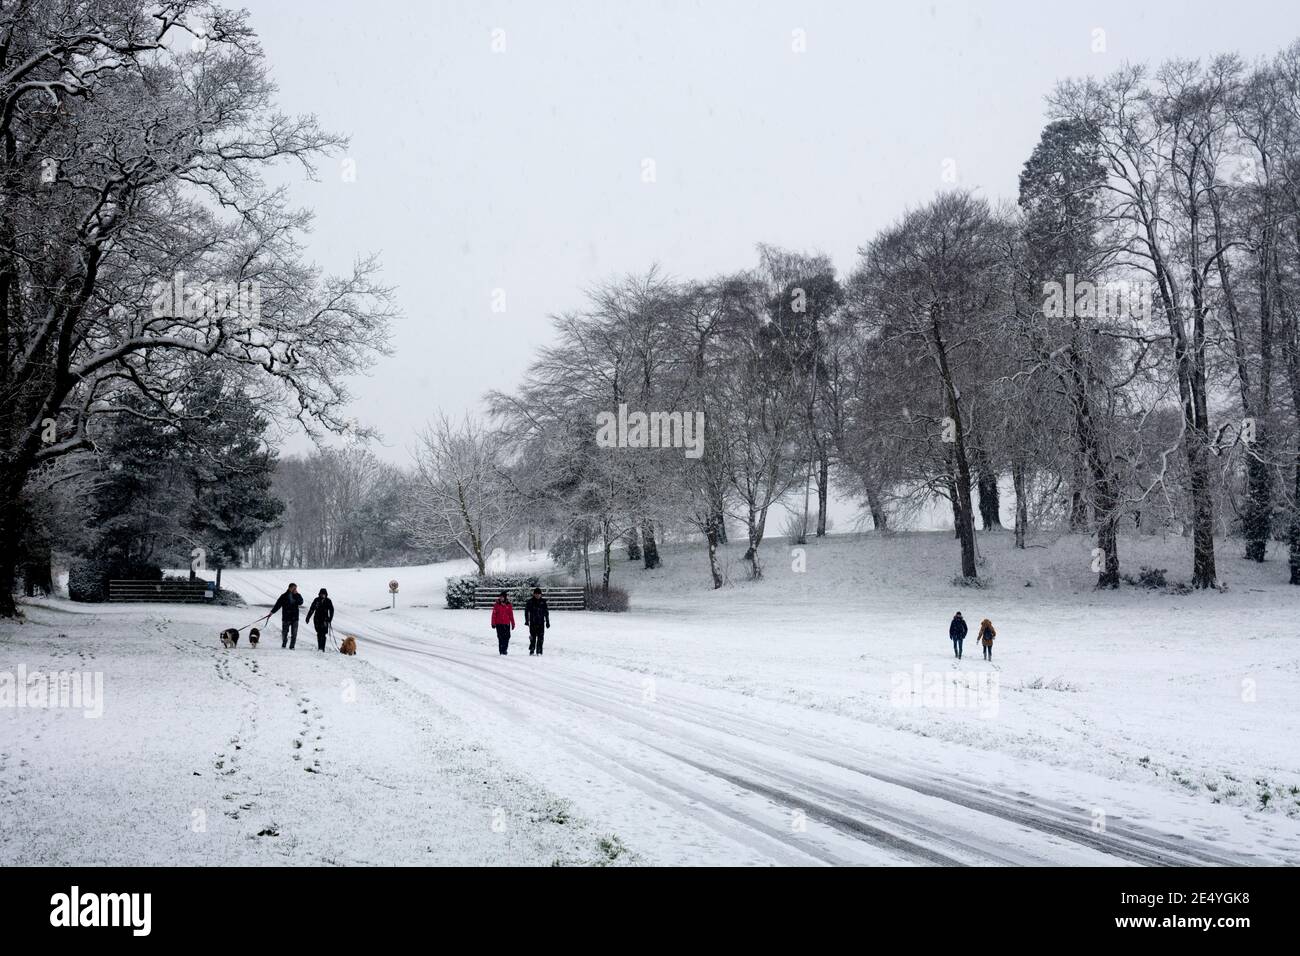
[0,472,23,615]
[816,449,829,537]
[1186,438,1217,588]
[865,484,887,532]
[625,527,642,562]
[977,468,1001,530]
[640,519,660,570]
[743,507,764,580]
[971,431,1001,530]
[1096,508,1120,589]
[797,459,813,546]
[953,459,978,578]
[1243,437,1271,562]
[1063,341,1122,587]
[931,309,979,580]
[947,473,962,540]
[601,521,613,593]
[938,377,978,578]
[582,527,592,590]
[1214,176,1273,565]
[704,518,724,589]
[1290,451,1300,585]
[1011,459,1028,550]
[1156,226,1216,587]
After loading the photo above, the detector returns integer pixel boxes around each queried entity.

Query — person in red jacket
[490,591,515,655]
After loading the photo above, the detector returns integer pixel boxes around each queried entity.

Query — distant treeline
[242,448,451,569]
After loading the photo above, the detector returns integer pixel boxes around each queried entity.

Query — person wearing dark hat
[306,588,335,652]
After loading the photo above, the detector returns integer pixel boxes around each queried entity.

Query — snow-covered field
[3,530,1299,865]
[0,601,622,865]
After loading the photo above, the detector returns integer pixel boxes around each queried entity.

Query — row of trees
[421,40,1300,594]
[244,447,425,568]
[486,257,836,590]
[10,4,1298,600]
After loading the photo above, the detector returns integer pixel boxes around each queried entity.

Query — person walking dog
[306,588,335,652]
[490,591,515,655]
[267,583,304,649]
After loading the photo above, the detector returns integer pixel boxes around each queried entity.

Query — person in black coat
[524,588,550,656]
[948,611,967,660]
[267,583,304,649]
[306,588,335,652]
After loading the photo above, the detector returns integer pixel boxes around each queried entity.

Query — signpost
[388,579,399,609]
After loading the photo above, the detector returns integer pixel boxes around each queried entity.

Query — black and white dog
[219,628,240,649]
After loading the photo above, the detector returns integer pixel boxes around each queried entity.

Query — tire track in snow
[353,621,1258,866]
[353,627,1020,864]
[484,628,1256,864]
[357,639,856,865]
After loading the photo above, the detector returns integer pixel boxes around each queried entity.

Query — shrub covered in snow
[585,586,630,612]
[68,560,162,602]
[67,561,109,602]
[779,511,833,545]
[445,574,542,609]
[1123,566,1175,590]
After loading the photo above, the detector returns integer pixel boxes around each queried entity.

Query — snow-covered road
[332,610,1290,866]
[218,537,1300,867]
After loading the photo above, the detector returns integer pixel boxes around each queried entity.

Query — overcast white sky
[238,0,1300,463]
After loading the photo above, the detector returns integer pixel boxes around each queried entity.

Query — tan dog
[339,635,357,656]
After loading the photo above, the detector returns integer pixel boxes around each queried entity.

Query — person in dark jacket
[490,591,515,655]
[306,588,334,652]
[948,611,967,659]
[524,588,550,656]
[267,583,304,649]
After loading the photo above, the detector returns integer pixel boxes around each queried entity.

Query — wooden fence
[108,580,213,603]
[472,586,586,611]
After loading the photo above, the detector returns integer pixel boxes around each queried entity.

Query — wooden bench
[108,579,214,603]
[472,586,586,611]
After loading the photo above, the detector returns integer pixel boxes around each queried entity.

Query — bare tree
[847,191,1012,581]
[1014,118,1135,583]
[714,269,805,580]
[0,1,395,613]
[409,415,521,576]
[1051,58,1243,588]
